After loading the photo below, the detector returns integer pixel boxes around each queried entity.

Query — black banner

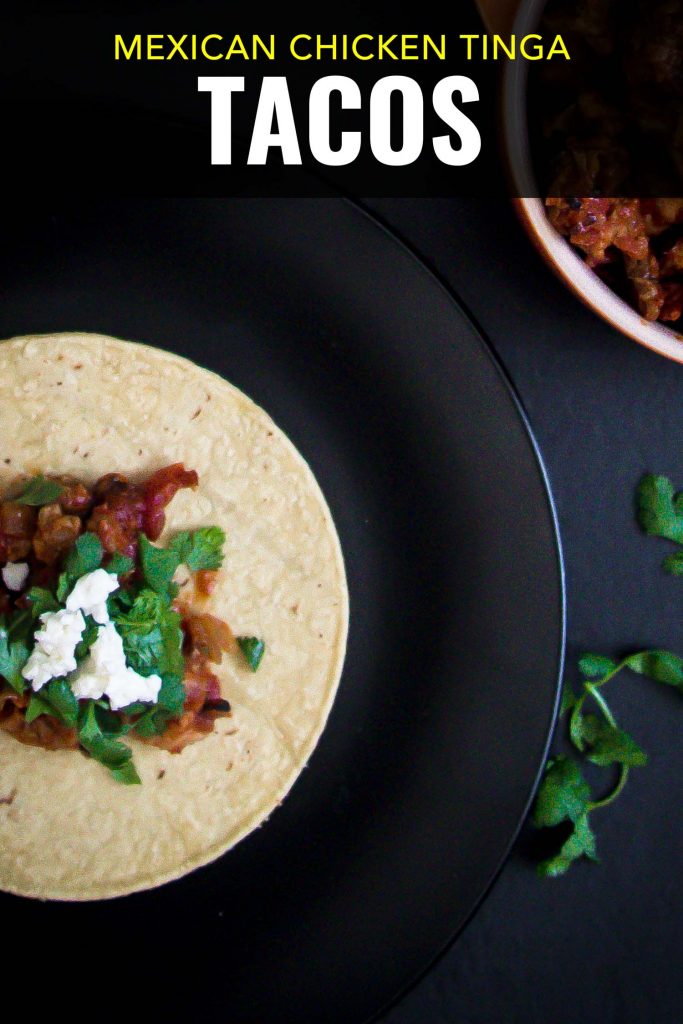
[3,0,682,197]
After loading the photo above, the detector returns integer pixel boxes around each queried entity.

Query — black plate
[0,199,564,1023]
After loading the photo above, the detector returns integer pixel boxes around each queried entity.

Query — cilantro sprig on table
[533,474,683,876]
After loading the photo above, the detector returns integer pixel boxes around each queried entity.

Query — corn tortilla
[0,333,348,900]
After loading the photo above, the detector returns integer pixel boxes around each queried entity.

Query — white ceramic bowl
[502,0,683,363]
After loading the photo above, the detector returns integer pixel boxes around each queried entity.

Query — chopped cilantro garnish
[156,673,186,714]
[170,526,226,572]
[64,531,104,578]
[77,700,140,785]
[106,552,135,577]
[110,761,142,785]
[57,533,104,600]
[0,624,29,694]
[156,610,185,682]
[25,680,79,728]
[139,534,182,596]
[237,636,265,672]
[25,692,53,723]
[44,678,79,727]
[15,474,64,506]
[113,587,186,735]
[26,587,61,618]
[115,597,164,673]
[0,488,240,787]
[6,607,35,645]
[74,616,100,661]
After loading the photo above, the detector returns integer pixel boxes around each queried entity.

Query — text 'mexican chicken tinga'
[0,333,348,900]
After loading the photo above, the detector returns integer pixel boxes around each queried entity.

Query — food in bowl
[546,198,683,324]
[526,0,683,326]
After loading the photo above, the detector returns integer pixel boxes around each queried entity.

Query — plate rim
[344,198,566,1022]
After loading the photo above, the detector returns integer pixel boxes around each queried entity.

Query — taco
[0,333,348,900]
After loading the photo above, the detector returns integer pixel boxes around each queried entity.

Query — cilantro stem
[590,661,626,690]
[589,765,630,811]
[570,664,623,741]
[569,693,586,741]
[582,680,629,811]
[585,683,617,727]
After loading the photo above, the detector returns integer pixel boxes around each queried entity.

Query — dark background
[367,198,683,1024]
[3,0,683,1016]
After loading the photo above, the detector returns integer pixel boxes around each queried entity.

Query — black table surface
[364,199,683,1024]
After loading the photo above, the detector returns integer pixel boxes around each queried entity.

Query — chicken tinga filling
[0,465,264,783]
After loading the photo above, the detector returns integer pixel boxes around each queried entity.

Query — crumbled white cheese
[2,562,29,591]
[22,568,162,708]
[65,568,119,625]
[22,609,86,691]
[72,622,162,710]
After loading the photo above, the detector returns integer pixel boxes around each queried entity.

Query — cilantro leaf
[533,755,592,829]
[115,589,166,675]
[63,532,103,580]
[636,474,683,545]
[559,683,576,717]
[25,692,53,723]
[114,589,184,703]
[44,678,79,727]
[106,552,135,577]
[237,636,265,672]
[133,708,165,737]
[90,737,136,770]
[587,723,647,768]
[157,607,184,682]
[156,674,185,715]
[6,607,35,645]
[537,814,597,877]
[78,700,140,784]
[110,761,141,785]
[171,527,226,572]
[625,649,683,691]
[116,700,149,716]
[56,573,71,603]
[134,709,172,737]
[0,626,29,694]
[26,679,80,727]
[139,534,181,595]
[74,616,99,661]
[122,624,164,675]
[132,667,185,738]
[115,589,165,636]
[662,550,683,575]
[26,587,60,618]
[571,713,647,767]
[569,706,588,751]
[536,474,683,879]
[578,654,618,679]
[93,704,127,737]
[168,531,191,563]
[15,475,64,506]
[107,587,134,616]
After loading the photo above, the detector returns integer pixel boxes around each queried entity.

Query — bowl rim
[501,0,683,364]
